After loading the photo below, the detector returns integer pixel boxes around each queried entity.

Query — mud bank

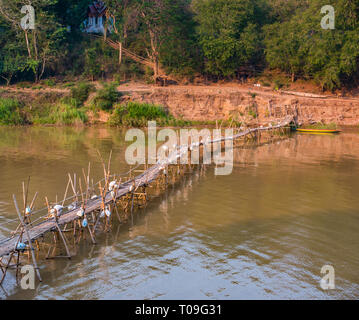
[120,85,359,126]
[2,84,359,126]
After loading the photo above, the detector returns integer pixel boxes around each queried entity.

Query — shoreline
[1,81,359,127]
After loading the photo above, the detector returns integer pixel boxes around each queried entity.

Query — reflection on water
[0,127,359,299]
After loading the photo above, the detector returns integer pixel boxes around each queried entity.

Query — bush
[248,104,258,118]
[126,101,168,119]
[53,104,88,125]
[0,98,26,125]
[62,82,75,88]
[16,82,32,89]
[30,103,88,125]
[43,79,56,87]
[70,82,96,107]
[260,80,271,87]
[273,79,284,90]
[109,102,171,127]
[93,84,120,111]
[304,122,337,130]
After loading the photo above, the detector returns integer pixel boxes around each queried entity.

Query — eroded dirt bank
[119,84,359,126]
[2,83,359,126]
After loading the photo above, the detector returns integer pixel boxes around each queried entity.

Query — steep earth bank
[119,84,359,126]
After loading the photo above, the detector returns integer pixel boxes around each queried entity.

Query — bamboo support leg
[54,222,71,259]
[93,211,102,233]
[86,222,96,244]
[0,258,4,274]
[15,251,21,282]
[0,254,15,285]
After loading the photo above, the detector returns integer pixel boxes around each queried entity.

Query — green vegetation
[0,98,26,125]
[303,122,338,130]
[109,102,174,127]
[43,79,57,87]
[70,82,96,107]
[0,94,244,127]
[264,0,359,91]
[109,101,202,127]
[121,102,168,119]
[0,97,87,126]
[30,103,88,126]
[108,101,240,127]
[93,84,121,111]
[1,0,358,91]
[51,104,88,125]
[193,0,267,78]
[248,107,258,119]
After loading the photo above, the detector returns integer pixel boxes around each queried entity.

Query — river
[0,126,358,299]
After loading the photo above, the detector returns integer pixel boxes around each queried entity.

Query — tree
[0,0,67,82]
[53,0,91,32]
[192,0,268,78]
[264,0,359,90]
[105,0,139,64]
[102,0,197,79]
[267,0,309,22]
[0,17,24,85]
[0,48,26,86]
[84,47,101,80]
[264,21,305,82]
[138,0,199,78]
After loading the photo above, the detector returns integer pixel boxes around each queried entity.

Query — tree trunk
[39,58,46,81]
[0,75,12,86]
[118,42,122,65]
[154,60,158,79]
[153,54,159,80]
[33,30,38,60]
[24,30,32,58]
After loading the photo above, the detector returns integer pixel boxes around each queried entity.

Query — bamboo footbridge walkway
[0,116,294,285]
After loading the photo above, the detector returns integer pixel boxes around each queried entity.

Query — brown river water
[0,126,358,300]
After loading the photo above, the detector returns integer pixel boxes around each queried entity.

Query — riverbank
[118,83,359,127]
[1,81,359,127]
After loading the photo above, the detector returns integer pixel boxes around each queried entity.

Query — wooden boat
[295,128,341,134]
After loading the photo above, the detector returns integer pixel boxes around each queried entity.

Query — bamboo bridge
[0,116,294,286]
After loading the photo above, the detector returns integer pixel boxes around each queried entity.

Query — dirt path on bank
[1,87,69,94]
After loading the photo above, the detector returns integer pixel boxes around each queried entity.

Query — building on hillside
[83,1,112,34]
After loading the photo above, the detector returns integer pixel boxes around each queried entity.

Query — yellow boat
[295,128,341,134]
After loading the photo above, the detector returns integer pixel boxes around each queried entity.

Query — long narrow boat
[295,128,341,134]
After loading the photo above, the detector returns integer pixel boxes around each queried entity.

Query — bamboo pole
[81,168,96,245]
[68,173,78,204]
[52,210,71,259]
[13,195,42,282]
[62,178,71,207]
